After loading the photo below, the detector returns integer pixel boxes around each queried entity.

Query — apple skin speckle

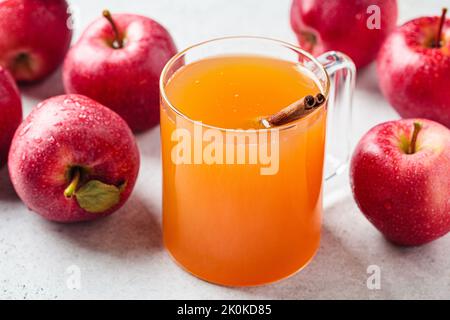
[8,94,140,222]
[350,119,450,246]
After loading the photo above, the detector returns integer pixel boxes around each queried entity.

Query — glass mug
[160,37,355,286]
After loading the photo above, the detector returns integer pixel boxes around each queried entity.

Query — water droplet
[19,122,32,136]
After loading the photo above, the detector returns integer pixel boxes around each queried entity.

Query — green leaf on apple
[75,180,121,213]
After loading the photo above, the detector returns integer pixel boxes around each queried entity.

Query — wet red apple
[0,0,72,82]
[377,9,450,128]
[350,119,450,246]
[291,0,398,68]
[63,10,177,132]
[8,94,140,222]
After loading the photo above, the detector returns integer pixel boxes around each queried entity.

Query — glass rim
[159,36,331,132]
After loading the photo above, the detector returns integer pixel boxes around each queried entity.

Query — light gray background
[1,0,449,299]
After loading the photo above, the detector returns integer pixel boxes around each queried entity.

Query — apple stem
[435,8,448,48]
[64,168,81,198]
[408,122,422,154]
[102,9,123,49]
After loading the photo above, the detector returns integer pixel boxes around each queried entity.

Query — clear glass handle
[316,51,356,180]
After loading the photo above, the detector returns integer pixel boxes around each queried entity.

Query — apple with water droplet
[8,94,140,222]
[377,8,450,128]
[63,10,177,132]
[290,0,398,68]
[0,0,72,82]
[0,66,22,168]
[350,119,450,246]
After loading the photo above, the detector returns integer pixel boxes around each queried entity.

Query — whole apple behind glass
[63,11,177,132]
[350,119,450,246]
[8,94,140,222]
[0,67,22,168]
[0,0,72,82]
[377,8,450,128]
[290,0,398,68]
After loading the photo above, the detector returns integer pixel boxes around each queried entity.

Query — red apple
[0,67,22,167]
[63,11,177,132]
[377,9,450,128]
[291,0,398,68]
[8,94,140,222]
[0,0,72,82]
[350,119,450,246]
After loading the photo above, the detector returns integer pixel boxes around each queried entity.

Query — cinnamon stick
[261,93,327,128]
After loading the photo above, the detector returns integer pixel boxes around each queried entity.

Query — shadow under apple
[0,166,19,203]
[19,67,65,101]
[136,125,161,158]
[46,194,163,258]
[231,191,450,299]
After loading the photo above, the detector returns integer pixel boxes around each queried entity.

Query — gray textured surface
[0,0,449,299]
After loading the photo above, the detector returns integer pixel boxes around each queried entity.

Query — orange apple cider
[161,55,326,286]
